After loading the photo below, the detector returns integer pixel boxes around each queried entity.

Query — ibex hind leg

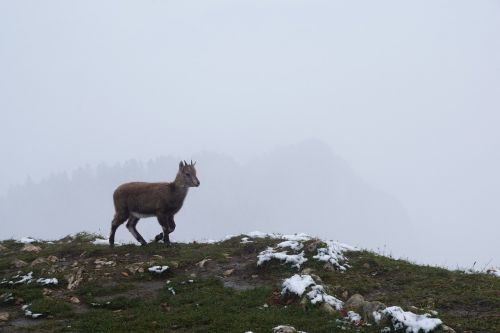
[109,213,128,247]
[126,217,147,246]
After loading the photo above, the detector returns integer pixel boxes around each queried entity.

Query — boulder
[344,294,365,310]
[21,244,42,253]
[12,258,28,268]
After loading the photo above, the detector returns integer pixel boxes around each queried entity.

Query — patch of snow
[373,311,383,323]
[383,306,443,333]
[92,238,110,245]
[240,237,253,244]
[257,247,307,269]
[19,237,37,244]
[282,233,311,242]
[14,272,34,284]
[277,240,303,251]
[380,327,391,333]
[313,240,354,271]
[306,285,343,310]
[281,274,316,296]
[168,287,176,295]
[36,278,58,286]
[487,267,500,277]
[346,311,362,323]
[148,265,169,274]
[21,304,44,319]
[246,231,281,239]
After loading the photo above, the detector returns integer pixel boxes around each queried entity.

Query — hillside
[0,233,498,333]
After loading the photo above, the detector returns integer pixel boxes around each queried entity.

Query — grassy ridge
[0,233,498,332]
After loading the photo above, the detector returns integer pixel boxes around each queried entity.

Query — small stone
[362,301,386,322]
[363,263,370,269]
[223,269,235,277]
[12,258,28,268]
[344,294,365,310]
[0,244,7,251]
[301,268,314,275]
[0,312,10,321]
[66,267,84,290]
[196,258,212,268]
[69,296,80,304]
[152,255,164,260]
[47,315,54,319]
[190,273,197,278]
[21,244,42,253]
[42,288,53,296]
[341,290,349,299]
[310,274,323,284]
[441,325,457,333]
[47,255,59,263]
[323,262,335,271]
[169,261,179,268]
[251,274,259,279]
[121,271,129,277]
[322,302,336,315]
[31,257,48,266]
[273,325,296,333]
[306,239,322,252]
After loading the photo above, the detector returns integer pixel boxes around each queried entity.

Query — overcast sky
[1,1,499,268]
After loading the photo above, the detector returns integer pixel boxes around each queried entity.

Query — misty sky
[1,1,499,268]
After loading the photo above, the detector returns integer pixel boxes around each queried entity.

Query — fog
[1,1,499,269]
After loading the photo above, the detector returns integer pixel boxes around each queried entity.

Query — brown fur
[109,161,200,246]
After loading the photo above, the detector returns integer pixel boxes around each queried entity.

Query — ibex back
[109,160,200,246]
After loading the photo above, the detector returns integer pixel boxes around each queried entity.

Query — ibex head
[177,160,200,187]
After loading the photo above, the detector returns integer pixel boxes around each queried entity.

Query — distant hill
[0,140,412,256]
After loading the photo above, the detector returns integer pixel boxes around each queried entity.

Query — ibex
[109,160,200,246]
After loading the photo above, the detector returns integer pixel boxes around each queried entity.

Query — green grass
[1,232,499,333]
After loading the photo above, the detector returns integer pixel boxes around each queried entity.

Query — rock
[363,263,370,268]
[341,290,349,299]
[344,294,365,310]
[196,258,212,268]
[47,255,59,263]
[21,244,42,253]
[251,274,258,279]
[169,261,179,268]
[125,262,144,274]
[441,325,457,333]
[323,262,335,271]
[301,268,314,275]
[273,325,296,333]
[0,244,7,251]
[322,302,336,315]
[31,257,48,266]
[12,258,28,268]
[42,288,53,296]
[223,269,235,277]
[94,259,115,266]
[152,255,164,260]
[362,301,386,322]
[66,267,84,290]
[69,296,80,304]
[310,274,323,284]
[0,312,10,321]
[121,272,129,277]
[306,239,322,252]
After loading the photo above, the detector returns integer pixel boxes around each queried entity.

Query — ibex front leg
[126,216,147,246]
[155,214,175,245]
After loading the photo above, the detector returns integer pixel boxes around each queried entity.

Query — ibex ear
[179,161,184,169]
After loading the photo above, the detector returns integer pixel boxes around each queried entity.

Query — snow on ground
[277,240,303,251]
[346,311,362,323]
[487,267,500,277]
[382,306,443,333]
[306,285,344,310]
[18,237,37,244]
[281,274,316,296]
[22,304,44,319]
[36,278,58,286]
[240,237,253,244]
[92,238,111,245]
[313,240,354,271]
[257,247,307,269]
[148,266,169,274]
